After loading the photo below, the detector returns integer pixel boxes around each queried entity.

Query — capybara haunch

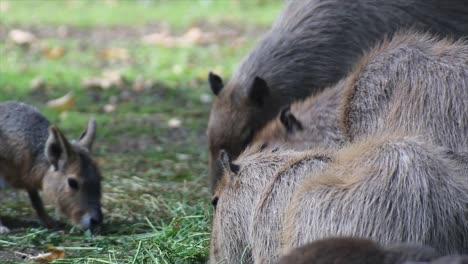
[0,101,103,233]
[209,145,330,264]
[284,135,468,257]
[251,80,346,151]
[276,237,441,264]
[210,135,468,263]
[342,33,468,151]
[207,0,468,191]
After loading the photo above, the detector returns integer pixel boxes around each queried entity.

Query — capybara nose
[81,209,103,230]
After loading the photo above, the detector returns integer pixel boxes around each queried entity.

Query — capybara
[341,32,468,152]
[251,80,347,151]
[207,0,468,192]
[284,134,468,256]
[276,237,441,264]
[0,101,103,233]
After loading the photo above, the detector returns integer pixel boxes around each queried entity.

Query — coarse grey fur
[284,134,468,256]
[0,101,103,232]
[210,145,316,264]
[250,151,332,263]
[251,80,347,151]
[210,133,468,263]
[276,237,441,264]
[207,0,468,192]
[342,32,468,152]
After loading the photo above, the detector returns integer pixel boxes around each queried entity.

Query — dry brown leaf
[142,27,215,47]
[82,71,124,90]
[28,245,65,263]
[98,47,129,61]
[8,29,36,45]
[46,92,76,111]
[141,32,176,47]
[43,46,65,59]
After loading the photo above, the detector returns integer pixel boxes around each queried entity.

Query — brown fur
[340,32,468,151]
[276,237,440,264]
[210,133,468,263]
[207,0,468,193]
[283,134,468,256]
[0,102,102,232]
[252,80,347,151]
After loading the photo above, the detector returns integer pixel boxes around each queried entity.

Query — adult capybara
[276,237,441,264]
[211,135,468,263]
[341,32,468,152]
[0,101,103,233]
[207,0,468,192]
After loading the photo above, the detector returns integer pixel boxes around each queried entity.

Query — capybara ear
[79,118,97,152]
[208,72,224,96]
[45,126,75,171]
[219,149,240,174]
[280,106,303,133]
[248,76,269,106]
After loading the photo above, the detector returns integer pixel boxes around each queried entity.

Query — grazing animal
[207,0,468,192]
[284,134,468,256]
[341,32,468,151]
[211,134,468,263]
[209,146,325,264]
[276,237,440,264]
[0,101,103,233]
[251,80,346,151]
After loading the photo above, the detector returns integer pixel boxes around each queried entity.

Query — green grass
[0,0,282,263]
[0,0,281,28]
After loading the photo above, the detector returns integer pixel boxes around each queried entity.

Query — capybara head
[207,72,276,192]
[42,119,102,230]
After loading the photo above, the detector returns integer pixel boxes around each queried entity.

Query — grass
[0,0,282,263]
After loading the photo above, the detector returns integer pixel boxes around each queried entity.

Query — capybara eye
[68,178,79,190]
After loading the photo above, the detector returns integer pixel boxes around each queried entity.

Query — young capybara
[0,101,103,233]
[207,0,468,192]
[276,237,441,264]
[341,33,468,152]
[251,80,347,151]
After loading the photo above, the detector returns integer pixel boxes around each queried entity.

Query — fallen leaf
[142,27,215,47]
[46,92,76,111]
[82,71,125,90]
[28,245,65,263]
[43,46,65,59]
[8,29,36,45]
[103,104,116,113]
[167,118,182,128]
[30,77,46,91]
[98,47,129,61]
[141,32,176,47]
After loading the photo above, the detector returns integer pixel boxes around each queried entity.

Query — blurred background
[0,0,282,262]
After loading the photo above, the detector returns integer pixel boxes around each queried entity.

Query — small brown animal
[276,237,441,264]
[207,0,468,192]
[0,101,103,233]
[251,80,346,151]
